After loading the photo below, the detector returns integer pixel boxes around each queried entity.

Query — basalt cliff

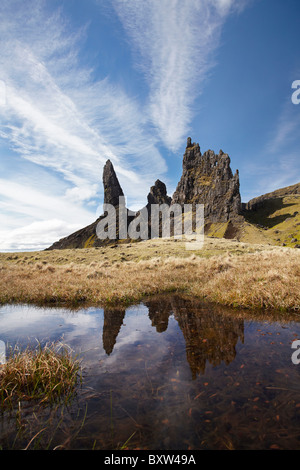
[47,137,300,250]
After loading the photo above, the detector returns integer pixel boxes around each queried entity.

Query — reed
[0,342,81,410]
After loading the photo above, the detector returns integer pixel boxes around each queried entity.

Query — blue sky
[0,0,299,251]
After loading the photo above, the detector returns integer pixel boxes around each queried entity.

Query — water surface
[0,295,300,450]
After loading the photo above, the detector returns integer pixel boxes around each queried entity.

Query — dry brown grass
[0,342,81,410]
[0,237,299,311]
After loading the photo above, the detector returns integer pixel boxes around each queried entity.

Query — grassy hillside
[241,190,300,248]
[206,184,300,248]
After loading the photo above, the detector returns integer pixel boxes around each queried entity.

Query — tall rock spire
[103,160,124,207]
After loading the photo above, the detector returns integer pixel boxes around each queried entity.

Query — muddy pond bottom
[1,295,300,450]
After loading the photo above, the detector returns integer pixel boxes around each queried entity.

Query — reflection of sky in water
[102,305,181,369]
[0,304,102,351]
[0,303,184,374]
[0,301,298,378]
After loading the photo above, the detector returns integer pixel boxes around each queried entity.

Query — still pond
[0,295,300,450]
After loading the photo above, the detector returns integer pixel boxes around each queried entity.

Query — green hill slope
[239,183,300,247]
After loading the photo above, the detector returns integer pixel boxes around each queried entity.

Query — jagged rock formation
[103,159,124,207]
[49,136,297,250]
[47,137,243,249]
[143,179,172,239]
[146,180,172,207]
[172,138,242,223]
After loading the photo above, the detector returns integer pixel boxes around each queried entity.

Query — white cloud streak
[112,0,246,151]
[0,0,167,194]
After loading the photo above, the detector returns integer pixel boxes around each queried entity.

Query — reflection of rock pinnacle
[102,308,125,355]
[146,300,172,333]
[145,295,244,379]
[173,302,244,379]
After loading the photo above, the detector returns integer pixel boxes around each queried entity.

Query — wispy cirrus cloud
[112,0,247,151]
[265,98,300,155]
[0,0,167,202]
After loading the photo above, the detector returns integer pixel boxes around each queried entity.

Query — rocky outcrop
[245,182,300,212]
[47,160,131,250]
[47,137,245,250]
[146,180,172,207]
[103,159,124,207]
[172,138,242,223]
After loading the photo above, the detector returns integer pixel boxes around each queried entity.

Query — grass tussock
[0,237,299,311]
[0,342,81,410]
